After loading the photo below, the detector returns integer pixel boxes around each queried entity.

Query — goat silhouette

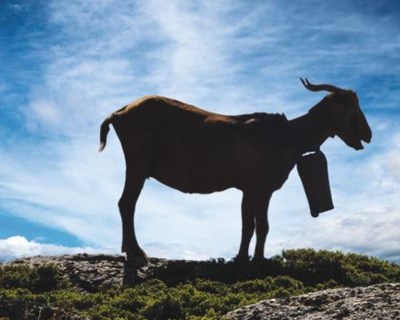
[99,78,372,266]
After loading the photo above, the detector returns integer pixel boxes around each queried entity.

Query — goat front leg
[237,192,271,261]
[253,192,272,261]
[119,168,147,267]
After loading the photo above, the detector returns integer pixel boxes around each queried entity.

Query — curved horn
[300,78,347,94]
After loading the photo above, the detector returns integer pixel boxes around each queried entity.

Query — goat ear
[357,109,372,143]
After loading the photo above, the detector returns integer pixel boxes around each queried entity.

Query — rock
[9,254,168,291]
[11,254,123,291]
[225,283,400,320]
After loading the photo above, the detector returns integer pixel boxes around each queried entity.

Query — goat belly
[149,126,240,194]
[151,165,235,194]
[150,138,237,194]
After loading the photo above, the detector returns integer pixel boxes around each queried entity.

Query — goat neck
[289,98,334,156]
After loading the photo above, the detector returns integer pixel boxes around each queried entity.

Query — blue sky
[1,0,399,263]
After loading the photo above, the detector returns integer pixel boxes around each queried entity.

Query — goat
[99,78,372,266]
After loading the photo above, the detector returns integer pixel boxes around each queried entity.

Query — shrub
[0,263,65,293]
[30,264,64,293]
[0,265,33,289]
[142,294,184,320]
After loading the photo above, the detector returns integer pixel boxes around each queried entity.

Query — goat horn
[300,78,346,94]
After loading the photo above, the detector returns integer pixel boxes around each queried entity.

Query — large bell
[297,150,334,217]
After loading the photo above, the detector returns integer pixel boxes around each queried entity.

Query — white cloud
[28,98,60,129]
[0,236,111,263]
[0,136,124,248]
[139,1,232,91]
[273,205,400,262]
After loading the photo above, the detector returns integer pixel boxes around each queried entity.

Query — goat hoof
[233,255,250,263]
[252,257,269,264]
[124,251,148,267]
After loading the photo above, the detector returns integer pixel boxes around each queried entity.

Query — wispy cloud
[1,0,399,262]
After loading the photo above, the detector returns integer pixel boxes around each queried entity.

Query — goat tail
[99,115,112,152]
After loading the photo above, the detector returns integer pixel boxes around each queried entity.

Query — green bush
[0,265,33,289]
[31,264,64,293]
[0,263,65,293]
[142,294,184,320]
[281,248,400,286]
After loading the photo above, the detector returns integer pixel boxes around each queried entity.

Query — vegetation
[1,249,399,319]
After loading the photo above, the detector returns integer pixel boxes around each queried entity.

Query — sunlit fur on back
[99,79,372,266]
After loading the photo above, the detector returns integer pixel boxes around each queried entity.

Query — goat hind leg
[236,192,256,261]
[118,168,147,266]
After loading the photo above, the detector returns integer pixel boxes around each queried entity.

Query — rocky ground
[6,254,168,290]
[225,283,400,320]
[3,254,400,319]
